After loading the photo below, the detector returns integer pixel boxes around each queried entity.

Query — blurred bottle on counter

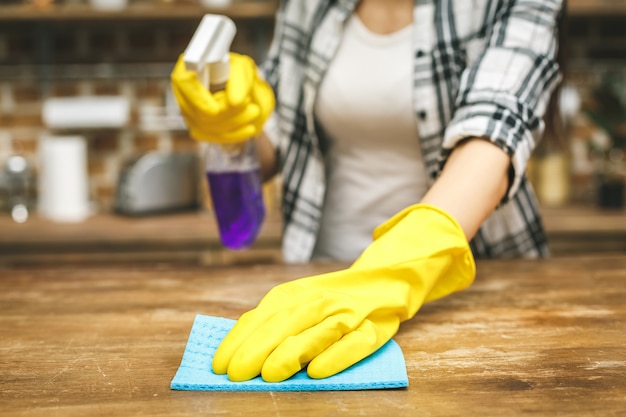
[534,143,571,207]
[0,155,37,223]
[532,85,574,207]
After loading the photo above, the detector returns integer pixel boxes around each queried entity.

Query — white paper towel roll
[38,135,90,222]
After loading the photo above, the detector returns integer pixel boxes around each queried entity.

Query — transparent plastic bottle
[205,81,265,250]
[183,14,265,249]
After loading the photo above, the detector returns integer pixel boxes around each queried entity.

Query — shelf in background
[568,0,626,16]
[0,1,278,21]
[1,0,624,21]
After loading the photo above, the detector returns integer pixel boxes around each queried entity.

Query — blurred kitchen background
[1,0,625,265]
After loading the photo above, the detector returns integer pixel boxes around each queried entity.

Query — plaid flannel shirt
[261,0,563,263]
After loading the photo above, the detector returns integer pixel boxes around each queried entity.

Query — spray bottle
[183,14,265,250]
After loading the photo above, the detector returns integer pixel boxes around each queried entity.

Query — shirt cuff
[442,102,540,203]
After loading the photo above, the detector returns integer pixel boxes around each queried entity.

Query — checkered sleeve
[442,0,563,202]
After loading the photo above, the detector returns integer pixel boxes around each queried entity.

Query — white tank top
[313,15,428,261]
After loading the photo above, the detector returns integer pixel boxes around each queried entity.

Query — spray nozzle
[183,14,237,89]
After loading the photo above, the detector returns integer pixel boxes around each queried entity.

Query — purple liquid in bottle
[207,168,265,250]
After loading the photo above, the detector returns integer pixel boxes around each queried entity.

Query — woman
[172,0,564,383]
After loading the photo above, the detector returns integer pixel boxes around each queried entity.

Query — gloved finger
[224,308,324,381]
[171,79,225,117]
[213,124,259,143]
[225,53,256,107]
[173,79,255,126]
[250,77,275,129]
[171,82,199,119]
[307,315,400,379]
[187,122,258,144]
[260,313,356,382]
[184,118,258,145]
[215,294,332,382]
[210,102,261,126]
[211,288,295,377]
[169,53,194,85]
[212,309,268,376]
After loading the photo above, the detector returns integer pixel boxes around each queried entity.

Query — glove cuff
[372,203,464,241]
[366,203,476,303]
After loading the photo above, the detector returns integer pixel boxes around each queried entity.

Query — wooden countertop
[1,256,625,416]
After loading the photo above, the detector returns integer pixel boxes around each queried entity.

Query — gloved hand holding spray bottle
[174,15,273,249]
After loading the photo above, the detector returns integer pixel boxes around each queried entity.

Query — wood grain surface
[1,256,625,416]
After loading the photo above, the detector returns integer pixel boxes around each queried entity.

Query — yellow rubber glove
[212,204,476,382]
[170,52,275,144]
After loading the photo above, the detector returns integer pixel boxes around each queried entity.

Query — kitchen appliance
[115,151,200,215]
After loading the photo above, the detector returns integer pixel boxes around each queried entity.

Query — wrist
[421,138,509,240]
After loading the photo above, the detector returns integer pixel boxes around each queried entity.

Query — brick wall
[0,10,275,212]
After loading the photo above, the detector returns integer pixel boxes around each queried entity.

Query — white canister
[199,0,233,8]
[38,135,91,223]
[89,0,128,11]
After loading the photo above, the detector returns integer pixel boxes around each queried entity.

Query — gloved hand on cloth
[170,52,275,144]
[212,204,476,382]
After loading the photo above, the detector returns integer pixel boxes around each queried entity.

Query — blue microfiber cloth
[170,314,409,391]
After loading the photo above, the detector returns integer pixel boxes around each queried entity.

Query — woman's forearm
[256,132,509,239]
[421,138,510,241]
